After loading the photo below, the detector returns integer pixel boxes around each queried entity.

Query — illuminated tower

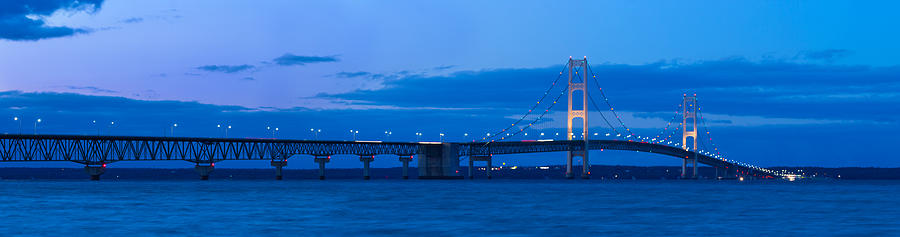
[567,57,590,179]
[682,94,698,178]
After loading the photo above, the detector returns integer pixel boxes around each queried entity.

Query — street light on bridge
[349,130,358,141]
[33,118,41,135]
[12,117,21,134]
[171,123,178,137]
[310,128,321,140]
[91,120,99,135]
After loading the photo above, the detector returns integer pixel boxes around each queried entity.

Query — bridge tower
[567,57,590,179]
[682,94,699,178]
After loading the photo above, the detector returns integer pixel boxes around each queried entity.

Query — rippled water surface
[1,179,898,236]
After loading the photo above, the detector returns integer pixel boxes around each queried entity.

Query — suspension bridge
[0,57,794,181]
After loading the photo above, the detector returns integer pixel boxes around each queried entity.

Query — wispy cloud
[433,65,455,70]
[335,71,371,78]
[796,49,852,63]
[63,86,117,94]
[120,17,143,24]
[196,64,255,73]
[272,54,338,66]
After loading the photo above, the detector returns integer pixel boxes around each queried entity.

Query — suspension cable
[586,64,635,137]
[480,63,570,142]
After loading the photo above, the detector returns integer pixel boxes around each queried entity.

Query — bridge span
[0,134,775,180]
[0,57,790,180]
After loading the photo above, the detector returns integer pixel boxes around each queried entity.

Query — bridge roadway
[0,134,771,180]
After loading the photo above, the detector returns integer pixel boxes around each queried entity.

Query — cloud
[797,49,852,63]
[120,17,143,24]
[0,0,104,41]
[335,71,371,78]
[195,64,255,73]
[316,58,900,124]
[242,77,255,81]
[433,65,456,70]
[64,86,117,94]
[272,54,338,66]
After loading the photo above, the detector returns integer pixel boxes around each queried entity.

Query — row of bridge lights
[7,116,263,138]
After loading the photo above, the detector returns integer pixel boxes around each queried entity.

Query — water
[1,179,898,236]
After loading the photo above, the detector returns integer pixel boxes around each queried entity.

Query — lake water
[0,179,898,236]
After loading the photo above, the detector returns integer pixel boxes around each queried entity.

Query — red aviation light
[102,163,106,168]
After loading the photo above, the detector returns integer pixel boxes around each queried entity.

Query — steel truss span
[0,134,420,164]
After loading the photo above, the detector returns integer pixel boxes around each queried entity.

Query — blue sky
[1,0,898,169]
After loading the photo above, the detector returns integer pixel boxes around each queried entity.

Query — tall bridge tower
[567,57,590,179]
[682,94,698,178]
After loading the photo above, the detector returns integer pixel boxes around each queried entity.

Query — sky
[1,0,898,169]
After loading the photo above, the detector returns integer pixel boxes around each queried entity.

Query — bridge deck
[0,134,769,176]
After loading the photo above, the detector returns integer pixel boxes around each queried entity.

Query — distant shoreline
[2,166,897,180]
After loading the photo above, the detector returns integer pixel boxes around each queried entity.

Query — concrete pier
[581,151,590,179]
[314,156,330,180]
[418,143,461,179]
[566,151,574,179]
[84,164,106,181]
[486,158,492,179]
[692,158,698,179]
[194,163,215,180]
[468,158,474,179]
[359,155,374,180]
[470,155,492,179]
[399,156,413,179]
[271,160,287,180]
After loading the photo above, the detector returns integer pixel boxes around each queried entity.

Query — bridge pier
[486,158,492,179]
[468,158,474,179]
[470,155,493,179]
[84,163,106,181]
[360,155,374,180]
[399,155,413,179]
[566,151,574,179]
[315,156,330,180]
[271,159,287,180]
[692,158,698,179]
[581,151,590,179]
[418,143,461,179]
[681,158,698,179]
[194,163,215,180]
